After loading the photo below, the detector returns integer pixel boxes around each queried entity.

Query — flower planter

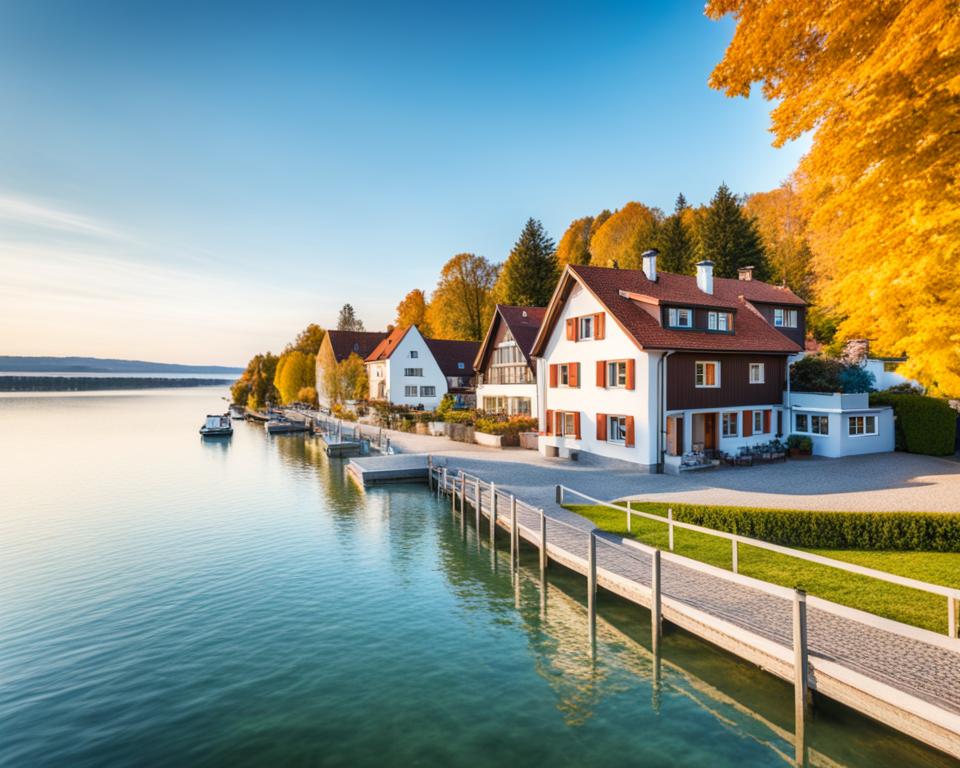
[789,448,811,458]
[474,431,503,448]
[519,431,539,450]
[428,421,446,437]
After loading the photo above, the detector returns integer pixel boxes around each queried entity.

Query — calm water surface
[0,390,953,767]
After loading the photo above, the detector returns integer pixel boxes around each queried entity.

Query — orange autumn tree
[707,0,960,394]
[395,289,431,336]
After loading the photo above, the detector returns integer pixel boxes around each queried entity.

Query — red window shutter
[743,410,753,437]
[566,318,577,341]
[626,358,636,390]
[545,409,554,435]
[595,313,605,340]
[625,416,635,447]
[569,362,579,388]
[596,413,607,441]
[596,360,606,388]
[573,412,581,439]
[764,409,771,434]
[549,364,558,388]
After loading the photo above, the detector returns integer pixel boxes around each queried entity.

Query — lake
[0,389,952,767]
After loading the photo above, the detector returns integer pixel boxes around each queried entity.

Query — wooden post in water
[651,549,662,655]
[539,509,547,574]
[587,531,597,639]
[475,478,481,532]
[460,472,466,516]
[626,500,632,533]
[427,455,433,492]
[555,485,562,504]
[667,508,674,551]
[732,539,739,574]
[510,495,518,568]
[490,482,497,546]
[794,588,810,752]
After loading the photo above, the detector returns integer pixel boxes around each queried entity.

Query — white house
[530,255,807,472]
[474,305,545,417]
[365,325,478,410]
[789,392,895,457]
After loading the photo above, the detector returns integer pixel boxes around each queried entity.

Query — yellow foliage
[589,202,660,270]
[425,253,498,341]
[744,181,813,298]
[395,289,431,336]
[274,350,315,404]
[708,0,960,394]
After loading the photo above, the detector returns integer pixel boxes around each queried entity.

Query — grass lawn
[567,503,960,634]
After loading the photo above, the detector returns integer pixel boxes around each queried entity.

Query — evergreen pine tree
[495,218,558,306]
[656,193,694,274]
[336,303,365,332]
[700,183,768,279]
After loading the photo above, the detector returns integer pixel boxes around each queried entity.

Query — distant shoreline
[0,376,234,392]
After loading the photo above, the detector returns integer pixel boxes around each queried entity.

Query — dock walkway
[431,466,960,760]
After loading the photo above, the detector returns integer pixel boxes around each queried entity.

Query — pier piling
[651,549,662,655]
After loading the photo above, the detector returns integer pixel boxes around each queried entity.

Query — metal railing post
[490,483,497,546]
[627,500,632,533]
[651,549,662,654]
[510,495,518,568]
[588,531,597,637]
[475,478,481,531]
[794,588,810,739]
[460,472,466,516]
[667,508,674,551]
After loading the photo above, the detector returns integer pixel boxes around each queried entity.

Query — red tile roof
[425,338,481,377]
[532,265,803,355]
[497,305,547,361]
[325,330,388,363]
[365,326,411,362]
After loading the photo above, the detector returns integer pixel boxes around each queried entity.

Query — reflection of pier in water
[435,488,956,768]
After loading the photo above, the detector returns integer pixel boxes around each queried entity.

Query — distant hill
[0,356,243,374]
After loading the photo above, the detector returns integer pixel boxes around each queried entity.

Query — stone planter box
[474,431,503,448]
[519,431,539,450]
[428,421,446,437]
[414,422,430,435]
[445,423,475,443]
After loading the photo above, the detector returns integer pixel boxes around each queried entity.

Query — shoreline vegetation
[0,376,235,392]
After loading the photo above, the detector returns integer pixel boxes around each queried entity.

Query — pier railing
[558,484,960,639]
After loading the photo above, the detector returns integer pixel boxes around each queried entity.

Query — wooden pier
[433,465,960,762]
[347,454,429,485]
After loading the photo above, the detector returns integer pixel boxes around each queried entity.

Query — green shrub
[475,416,538,436]
[869,393,956,455]
[786,434,812,451]
[442,410,476,425]
[617,501,960,552]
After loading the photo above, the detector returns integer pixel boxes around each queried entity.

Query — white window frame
[579,315,594,340]
[722,412,738,437]
[668,307,693,328]
[773,308,798,328]
[559,364,570,387]
[695,360,720,388]
[404,367,423,377]
[606,360,627,388]
[420,386,436,397]
[607,415,627,444]
[848,415,877,436]
[749,362,765,384]
[753,410,764,434]
[707,311,731,331]
[404,385,418,397]
[562,412,577,437]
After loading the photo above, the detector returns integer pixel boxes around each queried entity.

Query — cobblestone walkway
[444,467,960,718]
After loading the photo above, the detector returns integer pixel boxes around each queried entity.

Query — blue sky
[0,1,807,365]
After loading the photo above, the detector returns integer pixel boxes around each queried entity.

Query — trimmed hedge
[619,501,960,552]
[869,393,956,455]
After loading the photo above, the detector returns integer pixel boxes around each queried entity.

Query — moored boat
[199,413,233,437]
[228,404,246,420]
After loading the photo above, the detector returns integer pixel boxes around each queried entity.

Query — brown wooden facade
[750,302,806,347]
[666,352,787,411]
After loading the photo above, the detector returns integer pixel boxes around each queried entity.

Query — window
[457,362,465,369]
[420,386,436,397]
[409,350,418,358]
[563,412,577,437]
[608,415,627,443]
[722,412,738,437]
[811,415,829,435]
[579,316,594,339]
[753,410,764,434]
[559,364,569,386]
[749,363,765,384]
[667,307,693,328]
[606,361,627,388]
[849,415,877,436]
[404,386,418,397]
[707,311,732,331]
[695,361,720,387]
[795,413,808,432]
[404,368,423,377]
[883,361,899,373]
[773,308,798,328]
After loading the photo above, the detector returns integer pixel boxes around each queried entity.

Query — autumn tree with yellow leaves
[395,289,431,336]
[707,0,960,394]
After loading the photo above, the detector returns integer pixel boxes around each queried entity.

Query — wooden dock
[347,454,429,485]
[433,465,960,762]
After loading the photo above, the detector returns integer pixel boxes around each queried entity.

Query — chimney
[612,259,619,270]
[738,265,754,281]
[641,249,658,282]
[696,260,714,295]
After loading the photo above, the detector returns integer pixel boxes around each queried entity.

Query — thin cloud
[0,194,124,239]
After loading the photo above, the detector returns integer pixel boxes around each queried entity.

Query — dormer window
[667,307,693,328]
[774,308,798,328]
[707,311,732,332]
